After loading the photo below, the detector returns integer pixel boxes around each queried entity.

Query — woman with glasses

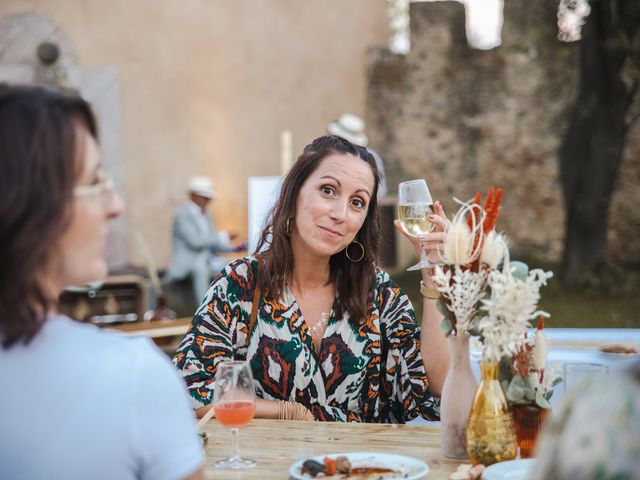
[0,84,203,480]
[175,135,449,422]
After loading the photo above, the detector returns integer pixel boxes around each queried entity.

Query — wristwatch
[420,281,440,300]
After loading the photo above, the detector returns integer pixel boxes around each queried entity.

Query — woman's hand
[394,200,449,266]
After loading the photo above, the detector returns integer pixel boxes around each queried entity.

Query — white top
[0,314,203,480]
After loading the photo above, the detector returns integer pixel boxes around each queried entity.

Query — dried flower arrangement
[433,187,508,337]
[477,260,554,363]
[505,318,562,408]
[433,187,554,365]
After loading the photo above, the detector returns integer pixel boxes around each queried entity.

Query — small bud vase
[466,361,517,466]
[440,333,478,459]
[512,404,550,458]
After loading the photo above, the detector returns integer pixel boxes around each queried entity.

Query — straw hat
[327,113,369,147]
[187,176,216,199]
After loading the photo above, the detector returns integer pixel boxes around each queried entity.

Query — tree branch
[626,109,640,130]
[624,79,640,130]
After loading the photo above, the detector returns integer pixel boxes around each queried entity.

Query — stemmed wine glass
[398,179,435,271]
[213,361,257,469]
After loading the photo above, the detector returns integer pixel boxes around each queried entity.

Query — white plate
[289,452,429,480]
[482,459,536,480]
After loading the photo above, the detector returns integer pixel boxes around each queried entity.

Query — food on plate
[336,456,351,474]
[600,344,637,355]
[301,459,326,477]
[300,455,400,478]
[324,457,337,476]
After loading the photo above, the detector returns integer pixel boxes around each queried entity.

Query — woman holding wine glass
[174,135,449,424]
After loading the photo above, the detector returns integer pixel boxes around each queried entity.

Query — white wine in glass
[398,179,435,271]
[398,203,435,237]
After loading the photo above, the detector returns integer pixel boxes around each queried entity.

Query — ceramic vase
[440,333,478,459]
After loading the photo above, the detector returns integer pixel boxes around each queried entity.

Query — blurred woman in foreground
[0,84,203,480]
[175,135,449,422]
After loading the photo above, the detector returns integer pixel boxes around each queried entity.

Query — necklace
[310,312,330,353]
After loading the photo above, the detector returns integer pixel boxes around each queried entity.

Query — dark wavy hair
[0,84,97,349]
[255,135,381,323]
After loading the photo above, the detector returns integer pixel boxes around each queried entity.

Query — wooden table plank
[104,317,192,338]
[201,419,460,479]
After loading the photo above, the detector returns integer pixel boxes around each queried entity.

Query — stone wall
[0,0,389,268]
[367,0,640,263]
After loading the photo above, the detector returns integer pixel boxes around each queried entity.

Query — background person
[0,84,203,480]
[327,112,388,199]
[165,176,246,302]
[174,135,449,422]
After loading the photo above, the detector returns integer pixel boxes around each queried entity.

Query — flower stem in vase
[466,361,517,466]
[440,333,478,459]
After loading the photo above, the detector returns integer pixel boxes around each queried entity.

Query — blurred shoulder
[46,314,171,372]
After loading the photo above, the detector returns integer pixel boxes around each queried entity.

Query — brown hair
[0,84,97,348]
[255,135,381,323]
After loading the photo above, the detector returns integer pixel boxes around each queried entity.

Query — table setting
[195,185,638,479]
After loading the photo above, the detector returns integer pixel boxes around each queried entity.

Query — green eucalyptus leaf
[535,391,551,409]
[499,358,513,383]
[510,261,529,280]
[440,317,453,337]
[467,318,483,337]
[506,377,526,402]
[501,379,510,393]
[436,298,452,319]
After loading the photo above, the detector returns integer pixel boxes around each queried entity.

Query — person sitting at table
[165,176,246,302]
[174,134,449,422]
[0,84,203,480]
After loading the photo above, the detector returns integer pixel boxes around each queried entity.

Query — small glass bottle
[466,361,517,466]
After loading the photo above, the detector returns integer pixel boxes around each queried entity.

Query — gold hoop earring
[345,240,365,262]
[285,217,294,235]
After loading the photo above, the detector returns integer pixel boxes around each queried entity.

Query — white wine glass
[398,179,435,271]
[213,361,257,469]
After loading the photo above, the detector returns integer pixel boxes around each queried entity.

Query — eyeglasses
[73,168,115,201]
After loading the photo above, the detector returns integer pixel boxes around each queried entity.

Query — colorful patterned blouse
[173,256,440,423]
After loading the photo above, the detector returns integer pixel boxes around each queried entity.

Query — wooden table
[201,419,460,479]
[104,317,192,338]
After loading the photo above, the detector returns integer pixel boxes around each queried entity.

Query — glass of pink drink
[213,361,257,469]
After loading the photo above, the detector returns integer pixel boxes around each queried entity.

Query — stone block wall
[367,0,639,263]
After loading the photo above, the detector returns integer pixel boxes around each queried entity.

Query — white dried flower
[443,221,475,265]
[533,327,548,371]
[480,231,508,269]
[478,266,553,363]
[440,198,484,266]
[432,265,489,334]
